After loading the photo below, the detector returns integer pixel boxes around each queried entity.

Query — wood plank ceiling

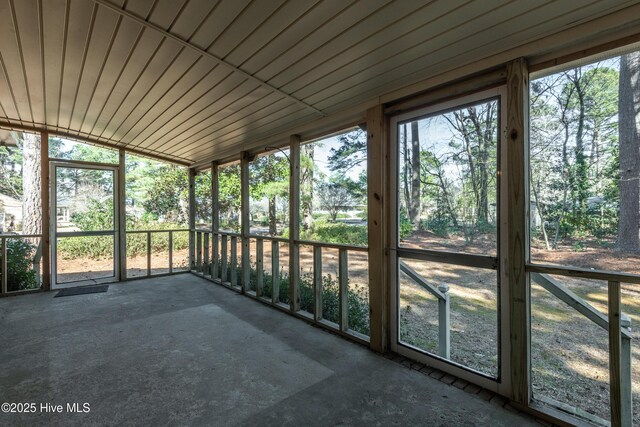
[0,0,638,165]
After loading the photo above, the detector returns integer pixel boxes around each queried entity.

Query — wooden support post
[41,131,51,290]
[256,238,264,297]
[240,152,251,292]
[117,148,126,281]
[272,241,280,303]
[506,58,530,405]
[169,231,173,274]
[313,245,323,321]
[438,284,451,359]
[221,235,228,282]
[212,162,219,278]
[230,236,238,288]
[289,135,301,312]
[1,238,7,294]
[196,231,202,273]
[147,231,152,277]
[203,232,210,276]
[608,280,627,427]
[366,105,388,352]
[188,168,196,271]
[339,248,349,332]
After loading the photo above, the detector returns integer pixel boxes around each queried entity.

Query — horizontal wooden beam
[0,121,191,166]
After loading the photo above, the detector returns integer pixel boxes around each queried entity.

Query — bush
[2,239,39,291]
[302,220,368,246]
[399,211,413,239]
[215,256,370,335]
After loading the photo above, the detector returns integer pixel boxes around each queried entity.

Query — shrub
[399,211,413,239]
[2,239,39,291]
[302,220,368,246]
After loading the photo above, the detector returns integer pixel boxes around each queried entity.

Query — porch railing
[192,228,370,343]
[529,267,635,427]
[125,229,189,277]
[399,260,450,358]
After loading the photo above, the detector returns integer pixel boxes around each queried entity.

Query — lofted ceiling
[0,0,639,166]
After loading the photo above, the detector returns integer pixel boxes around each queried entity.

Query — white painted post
[438,283,451,359]
[256,238,264,297]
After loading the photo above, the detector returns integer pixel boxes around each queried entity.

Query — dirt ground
[400,231,640,424]
[56,249,189,283]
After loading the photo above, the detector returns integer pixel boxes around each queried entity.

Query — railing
[125,229,189,278]
[528,266,635,427]
[192,229,370,342]
[0,233,43,295]
[399,260,450,358]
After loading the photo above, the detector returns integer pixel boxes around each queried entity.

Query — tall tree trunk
[268,195,277,236]
[617,52,640,252]
[409,121,420,228]
[573,75,588,227]
[21,132,41,235]
[402,124,410,216]
[301,144,314,231]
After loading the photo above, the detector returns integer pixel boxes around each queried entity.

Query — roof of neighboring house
[0,193,22,208]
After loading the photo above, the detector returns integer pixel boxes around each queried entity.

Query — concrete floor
[0,274,537,426]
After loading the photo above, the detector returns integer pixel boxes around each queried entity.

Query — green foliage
[399,211,413,239]
[71,199,114,230]
[2,239,39,291]
[141,165,188,224]
[301,220,368,246]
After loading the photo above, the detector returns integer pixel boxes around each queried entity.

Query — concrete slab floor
[0,274,538,426]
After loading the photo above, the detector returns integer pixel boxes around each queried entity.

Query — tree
[21,132,41,235]
[142,165,189,224]
[409,121,421,228]
[317,175,355,221]
[301,144,315,231]
[250,153,289,235]
[617,52,640,252]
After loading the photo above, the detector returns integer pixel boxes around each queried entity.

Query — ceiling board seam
[184,107,313,160]
[38,0,46,124]
[8,0,34,122]
[56,0,70,128]
[242,0,360,82]
[78,8,125,132]
[67,2,99,130]
[126,65,234,146]
[234,0,323,69]
[282,0,474,96]
[296,0,513,102]
[134,72,251,150]
[97,37,167,141]
[221,0,292,61]
[178,101,304,158]
[141,81,266,152]
[91,0,326,117]
[188,0,222,39]
[106,47,195,140]
[251,0,392,84]
[0,52,21,122]
[145,85,274,154]
[111,0,229,139]
[164,94,288,154]
[206,0,256,54]
[86,24,145,136]
[96,1,161,140]
[309,0,598,110]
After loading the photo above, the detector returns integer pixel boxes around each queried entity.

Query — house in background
[0,193,22,233]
